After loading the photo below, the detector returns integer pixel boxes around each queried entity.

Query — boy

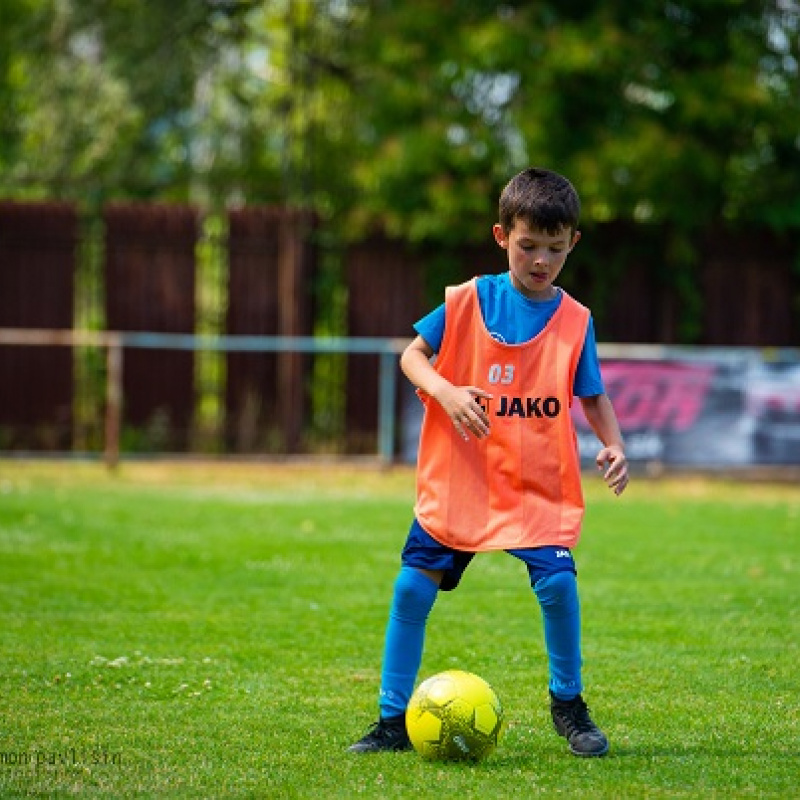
[349,167,629,758]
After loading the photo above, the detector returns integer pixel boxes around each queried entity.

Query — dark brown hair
[498,168,580,236]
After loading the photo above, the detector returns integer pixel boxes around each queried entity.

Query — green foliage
[1,2,800,341]
[0,463,797,797]
[3,2,797,229]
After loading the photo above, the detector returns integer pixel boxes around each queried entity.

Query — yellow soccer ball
[406,670,504,762]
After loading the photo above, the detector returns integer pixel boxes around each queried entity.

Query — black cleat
[550,692,609,757]
[348,715,412,753]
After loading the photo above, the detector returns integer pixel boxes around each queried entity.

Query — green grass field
[0,461,797,798]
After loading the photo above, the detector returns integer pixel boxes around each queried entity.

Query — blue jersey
[414,273,605,397]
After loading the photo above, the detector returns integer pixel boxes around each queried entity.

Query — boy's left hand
[596,445,628,496]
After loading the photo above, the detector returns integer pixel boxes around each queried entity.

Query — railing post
[105,334,123,470]
[377,349,397,465]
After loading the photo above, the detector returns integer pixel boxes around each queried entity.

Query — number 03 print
[487,364,515,385]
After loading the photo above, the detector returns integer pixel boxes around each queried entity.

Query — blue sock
[534,571,583,700]
[379,566,438,718]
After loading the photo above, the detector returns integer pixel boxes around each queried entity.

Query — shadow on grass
[606,744,800,759]
[471,741,800,770]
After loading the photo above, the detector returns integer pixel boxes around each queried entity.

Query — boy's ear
[492,223,508,249]
[569,230,582,249]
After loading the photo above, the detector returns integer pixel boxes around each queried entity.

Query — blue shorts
[401,519,577,591]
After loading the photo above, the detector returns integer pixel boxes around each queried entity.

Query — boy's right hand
[433,384,493,441]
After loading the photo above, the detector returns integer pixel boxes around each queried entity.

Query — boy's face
[492,218,580,300]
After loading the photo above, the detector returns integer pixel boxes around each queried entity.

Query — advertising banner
[400,347,800,468]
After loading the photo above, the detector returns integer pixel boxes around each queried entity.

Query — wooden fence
[225,207,315,453]
[0,200,797,456]
[104,203,198,450]
[0,202,76,449]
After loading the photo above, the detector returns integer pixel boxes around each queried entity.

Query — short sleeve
[413,302,446,353]
[574,316,605,397]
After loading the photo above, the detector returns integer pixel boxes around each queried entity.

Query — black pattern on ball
[406,670,504,762]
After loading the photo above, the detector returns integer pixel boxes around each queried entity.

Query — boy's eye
[520,242,565,253]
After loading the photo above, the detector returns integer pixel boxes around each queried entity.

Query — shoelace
[555,699,596,735]
[367,720,402,742]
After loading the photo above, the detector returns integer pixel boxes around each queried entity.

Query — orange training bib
[414,279,590,551]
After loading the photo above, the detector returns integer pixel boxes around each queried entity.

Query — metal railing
[0,328,410,467]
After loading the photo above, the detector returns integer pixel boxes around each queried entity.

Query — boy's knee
[533,570,578,613]
[391,566,438,620]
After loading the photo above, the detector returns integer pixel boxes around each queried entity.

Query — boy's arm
[400,335,492,441]
[578,393,629,496]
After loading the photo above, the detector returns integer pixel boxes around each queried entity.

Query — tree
[336,1,800,235]
[332,0,800,338]
[1,1,798,337]
[0,0,263,201]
